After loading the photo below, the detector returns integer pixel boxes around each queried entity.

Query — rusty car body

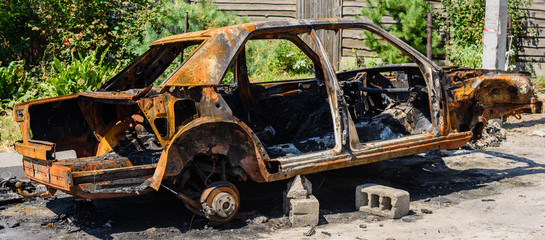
[13,19,542,223]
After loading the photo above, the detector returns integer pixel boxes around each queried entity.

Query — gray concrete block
[283,174,313,214]
[286,174,312,199]
[288,195,319,227]
[356,183,409,219]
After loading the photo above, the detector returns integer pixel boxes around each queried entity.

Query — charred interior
[219,33,335,158]
[338,64,433,143]
[27,96,162,161]
[221,78,334,158]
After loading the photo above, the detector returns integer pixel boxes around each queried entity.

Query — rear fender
[149,117,270,190]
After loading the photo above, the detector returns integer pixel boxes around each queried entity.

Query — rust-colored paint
[445,67,542,137]
[12,19,542,205]
[23,158,72,191]
[15,141,55,161]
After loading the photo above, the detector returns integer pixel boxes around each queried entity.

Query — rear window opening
[100,40,205,91]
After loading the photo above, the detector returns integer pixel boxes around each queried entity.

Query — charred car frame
[13,19,542,223]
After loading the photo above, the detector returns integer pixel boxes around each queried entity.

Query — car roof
[152,18,372,46]
[158,18,376,87]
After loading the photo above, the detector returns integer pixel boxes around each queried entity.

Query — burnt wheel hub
[200,182,240,223]
[211,192,236,218]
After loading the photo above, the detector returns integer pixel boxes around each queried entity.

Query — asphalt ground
[0,152,25,180]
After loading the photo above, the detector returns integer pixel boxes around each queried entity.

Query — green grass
[0,109,21,152]
[249,72,315,83]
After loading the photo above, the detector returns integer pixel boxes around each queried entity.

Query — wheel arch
[149,117,270,190]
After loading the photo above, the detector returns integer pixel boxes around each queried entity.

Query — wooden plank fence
[516,0,545,74]
[189,0,545,74]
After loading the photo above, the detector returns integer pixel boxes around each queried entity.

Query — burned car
[13,19,542,223]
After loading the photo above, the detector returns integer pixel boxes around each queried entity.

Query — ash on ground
[465,120,506,150]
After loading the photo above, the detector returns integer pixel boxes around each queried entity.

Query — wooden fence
[516,0,545,74]
[190,0,545,75]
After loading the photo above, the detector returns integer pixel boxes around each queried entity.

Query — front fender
[448,70,542,134]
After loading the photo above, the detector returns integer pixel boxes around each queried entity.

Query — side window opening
[219,32,336,158]
[156,42,205,86]
[245,38,315,83]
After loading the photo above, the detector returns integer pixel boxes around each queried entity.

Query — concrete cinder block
[355,184,409,219]
[288,195,319,227]
[286,175,313,199]
[283,174,313,214]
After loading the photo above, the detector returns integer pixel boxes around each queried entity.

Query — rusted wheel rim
[200,181,240,223]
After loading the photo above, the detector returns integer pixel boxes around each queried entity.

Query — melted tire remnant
[464,120,507,150]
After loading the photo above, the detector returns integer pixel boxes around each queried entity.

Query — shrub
[447,44,483,69]
[44,49,120,97]
[0,61,28,109]
[246,39,313,82]
[0,0,159,67]
[358,0,442,64]
[0,0,35,65]
[0,110,21,152]
[0,48,120,111]
[441,0,533,68]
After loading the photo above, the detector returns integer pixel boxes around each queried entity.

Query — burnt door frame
[310,24,445,153]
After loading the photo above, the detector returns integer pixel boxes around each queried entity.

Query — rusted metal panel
[15,140,55,161]
[49,165,73,190]
[445,67,542,136]
[23,159,72,191]
[71,164,156,184]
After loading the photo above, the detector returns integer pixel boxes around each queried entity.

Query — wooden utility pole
[482,0,508,70]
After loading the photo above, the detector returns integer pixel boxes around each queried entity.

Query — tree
[358,0,441,64]
[0,0,36,65]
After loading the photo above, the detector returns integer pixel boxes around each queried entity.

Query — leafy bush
[358,0,441,64]
[0,49,120,110]
[446,44,483,69]
[0,61,28,109]
[246,39,313,82]
[441,0,532,68]
[34,0,159,64]
[43,49,120,96]
[0,0,34,65]
[0,110,21,152]
[0,0,159,67]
